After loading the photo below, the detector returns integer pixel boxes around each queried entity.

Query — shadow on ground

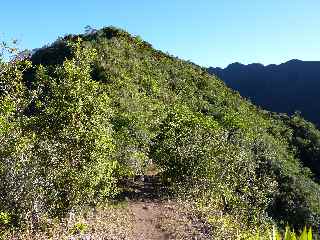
[117,175,172,202]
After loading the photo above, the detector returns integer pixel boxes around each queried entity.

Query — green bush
[0,39,120,226]
[151,105,277,224]
[260,226,313,240]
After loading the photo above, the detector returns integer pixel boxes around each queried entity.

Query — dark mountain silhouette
[208,60,320,127]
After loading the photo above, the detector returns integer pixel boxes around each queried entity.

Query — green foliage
[0,38,120,226]
[231,225,313,240]
[69,222,88,235]
[1,26,320,235]
[0,42,34,226]
[151,105,278,224]
[0,212,11,226]
[285,112,320,180]
[30,39,120,214]
[267,226,313,240]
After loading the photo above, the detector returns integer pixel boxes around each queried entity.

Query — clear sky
[1,1,319,68]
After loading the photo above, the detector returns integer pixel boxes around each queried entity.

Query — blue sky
[0,1,319,67]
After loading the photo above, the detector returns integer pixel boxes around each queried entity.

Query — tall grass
[252,226,313,240]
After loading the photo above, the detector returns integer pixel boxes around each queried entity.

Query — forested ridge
[1,27,320,239]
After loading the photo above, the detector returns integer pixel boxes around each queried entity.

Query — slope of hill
[1,27,320,238]
[208,60,320,127]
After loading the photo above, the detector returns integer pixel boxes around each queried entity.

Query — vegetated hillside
[1,27,320,238]
[208,60,320,127]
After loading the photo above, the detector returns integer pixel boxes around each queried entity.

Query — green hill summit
[1,27,320,238]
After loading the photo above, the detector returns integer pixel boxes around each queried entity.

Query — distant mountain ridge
[208,59,320,127]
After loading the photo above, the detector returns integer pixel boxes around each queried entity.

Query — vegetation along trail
[1,26,320,239]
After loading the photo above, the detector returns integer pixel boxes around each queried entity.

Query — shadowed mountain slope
[208,60,320,127]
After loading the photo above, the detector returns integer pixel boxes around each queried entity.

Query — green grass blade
[284,226,290,240]
[299,226,307,240]
[307,227,312,240]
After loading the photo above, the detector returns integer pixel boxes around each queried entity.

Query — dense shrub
[151,105,277,224]
[0,39,120,226]
[286,113,320,181]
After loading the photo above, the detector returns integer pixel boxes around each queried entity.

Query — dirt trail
[9,175,212,240]
[129,201,171,240]
[120,175,173,239]
[117,175,212,240]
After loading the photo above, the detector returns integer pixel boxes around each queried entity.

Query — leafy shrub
[0,212,11,226]
[69,222,88,235]
[286,112,320,181]
[0,39,120,226]
[263,226,313,240]
[151,105,277,224]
